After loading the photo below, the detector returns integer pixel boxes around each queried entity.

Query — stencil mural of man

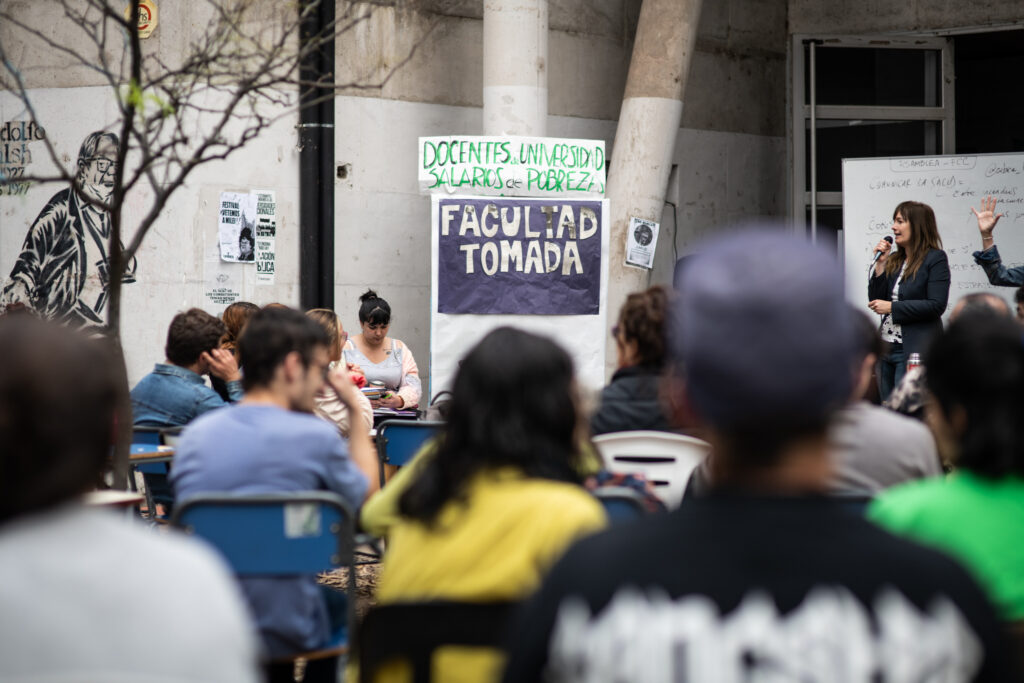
[2,131,136,329]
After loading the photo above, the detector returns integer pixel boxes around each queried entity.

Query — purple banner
[437,197,603,315]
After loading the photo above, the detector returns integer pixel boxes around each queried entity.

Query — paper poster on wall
[436,196,604,315]
[625,216,659,269]
[203,270,242,310]
[253,189,276,284]
[218,191,257,263]
[419,136,606,198]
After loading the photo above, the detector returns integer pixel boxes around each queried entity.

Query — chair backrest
[357,601,518,683]
[132,425,183,447]
[591,431,711,509]
[132,426,163,446]
[593,487,653,524]
[376,420,444,467]
[170,492,354,575]
[375,419,443,488]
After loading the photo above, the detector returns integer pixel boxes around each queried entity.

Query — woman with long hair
[868,200,950,400]
[370,327,606,682]
[591,285,672,436]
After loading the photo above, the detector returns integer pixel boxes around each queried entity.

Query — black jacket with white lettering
[503,492,1016,682]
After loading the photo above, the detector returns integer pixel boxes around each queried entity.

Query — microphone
[871,236,894,266]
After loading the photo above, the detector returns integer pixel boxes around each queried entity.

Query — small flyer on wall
[253,190,276,284]
[625,216,659,269]
[218,191,257,263]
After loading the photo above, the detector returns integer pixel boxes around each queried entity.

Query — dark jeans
[877,342,906,402]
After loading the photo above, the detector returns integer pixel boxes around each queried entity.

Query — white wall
[333,95,784,394]
[0,87,301,385]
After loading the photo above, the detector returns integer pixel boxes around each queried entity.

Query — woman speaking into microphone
[868,201,951,400]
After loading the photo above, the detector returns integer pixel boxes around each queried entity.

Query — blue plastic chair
[171,492,356,675]
[130,427,178,519]
[374,419,444,488]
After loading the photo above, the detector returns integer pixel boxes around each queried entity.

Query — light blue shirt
[130,363,242,427]
[171,404,368,657]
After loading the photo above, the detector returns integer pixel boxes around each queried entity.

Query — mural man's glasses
[89,157,115,173]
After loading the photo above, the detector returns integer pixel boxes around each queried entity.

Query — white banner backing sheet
[429,195,610,397]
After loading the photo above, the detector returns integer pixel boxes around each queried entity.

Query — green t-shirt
[869,471,1024,620]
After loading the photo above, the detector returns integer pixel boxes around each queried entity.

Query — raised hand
[972,196,1004,237]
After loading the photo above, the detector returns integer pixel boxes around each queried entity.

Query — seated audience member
[870,312,1024,627]
[343,289,421,410]
[828,308,941,494]
[886,292,1011,420]
[220,301,260,357]
[0,316,259,682]
[590,285,673,436]
[503,232,1014,681]
[212,301,259,401]
[307,308,373,437]
[365,328,606,682]
[171,307,378,667]
[131,308,243,427]
[360,435,605,540]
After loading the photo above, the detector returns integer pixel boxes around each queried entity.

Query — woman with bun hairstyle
[343,290,421,409]
[868,200,950,401]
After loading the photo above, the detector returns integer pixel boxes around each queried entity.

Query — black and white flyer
[625,216,659,269]
[218,191,257,263]
[253,190,276,284]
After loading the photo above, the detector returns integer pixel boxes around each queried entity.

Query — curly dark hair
[618,285,670,367]
[165,308,227,367]
[926,311,1024,478]
[398,327,583,525]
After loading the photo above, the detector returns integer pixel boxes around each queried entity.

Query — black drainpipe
[298,0,335,311]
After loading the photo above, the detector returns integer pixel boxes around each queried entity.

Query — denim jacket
[130,363,243,427]
[972,244,1024,287]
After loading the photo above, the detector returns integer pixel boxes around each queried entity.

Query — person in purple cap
[502,230,1015,682]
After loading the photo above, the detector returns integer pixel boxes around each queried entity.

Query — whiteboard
[842,153,1024,318]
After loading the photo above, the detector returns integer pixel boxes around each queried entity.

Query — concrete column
[605,0,703,376]
[482,0,547,136]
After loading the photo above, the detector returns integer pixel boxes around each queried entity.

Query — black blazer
[868,248,950,356]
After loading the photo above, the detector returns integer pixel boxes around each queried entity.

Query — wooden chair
[591,431,711,509]
[171,492,356,682]
[374,419,444,488]
[356,601,518,683]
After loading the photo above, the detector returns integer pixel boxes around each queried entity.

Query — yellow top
[362,468,606,683]
[359,440,604,539]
